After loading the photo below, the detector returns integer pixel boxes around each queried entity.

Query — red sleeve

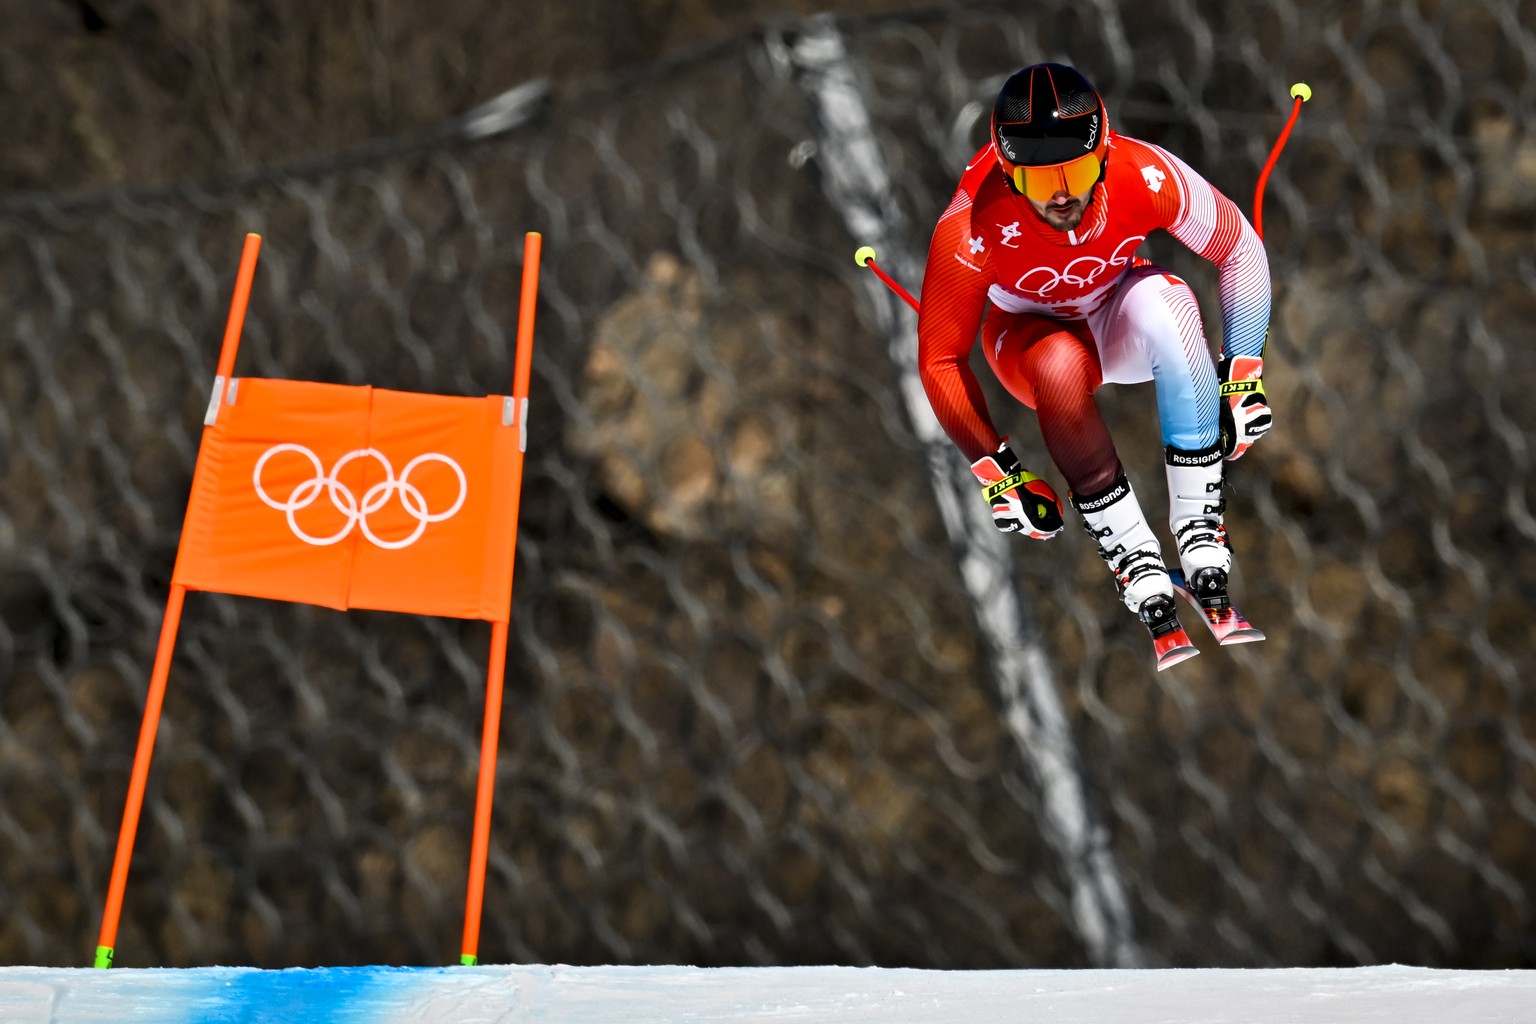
[917,168,999,465]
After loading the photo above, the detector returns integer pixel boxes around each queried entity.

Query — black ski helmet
[991,63,1109,197]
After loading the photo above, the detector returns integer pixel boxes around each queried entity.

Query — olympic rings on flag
[253,444,468,549]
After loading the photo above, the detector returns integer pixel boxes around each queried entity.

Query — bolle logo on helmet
[253,444,468,549]
[1085,114,1100,149]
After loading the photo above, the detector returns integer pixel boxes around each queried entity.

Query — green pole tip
[459,953,479,966]
[1290,82,1312,102]
[854,245,877,267]
[93,945,114,969]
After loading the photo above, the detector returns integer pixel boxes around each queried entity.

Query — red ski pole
[1253,82,1312,241]
[854,245,921,312]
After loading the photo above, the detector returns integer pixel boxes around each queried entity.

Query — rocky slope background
[1,0,1534,973]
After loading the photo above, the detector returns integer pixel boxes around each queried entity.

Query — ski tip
[1169,569,1266,646]
[1153,628,1201,670]
[1156,644,1201,671]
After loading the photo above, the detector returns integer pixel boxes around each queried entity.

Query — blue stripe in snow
[190,966,417,1024]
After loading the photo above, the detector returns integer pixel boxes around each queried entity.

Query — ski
[1138,593,1200,671]
[1152,627,1201,670]
[1169,569,1266,646]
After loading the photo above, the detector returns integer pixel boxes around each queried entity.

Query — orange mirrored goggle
[1009,151,1103,203]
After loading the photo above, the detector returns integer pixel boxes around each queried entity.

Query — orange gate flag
[95,231,542,972]
[172,379,523,621]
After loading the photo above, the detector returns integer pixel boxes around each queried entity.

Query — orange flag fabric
[173,377,522,622]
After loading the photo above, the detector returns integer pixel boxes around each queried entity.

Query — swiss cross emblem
[1141,166,1167,193]
[968,235,985,254]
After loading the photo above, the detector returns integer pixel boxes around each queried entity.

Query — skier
[918,62,1272,667]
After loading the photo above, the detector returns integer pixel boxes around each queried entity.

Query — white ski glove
[1218,355,1272,460]
[969,441,1064,539]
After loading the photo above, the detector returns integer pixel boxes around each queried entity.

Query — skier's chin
[1039,201,1085,232]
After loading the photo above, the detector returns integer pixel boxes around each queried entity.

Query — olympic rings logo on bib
[253,444,468,549]
[1010,234,1145,298]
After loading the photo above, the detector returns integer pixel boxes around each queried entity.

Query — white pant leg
[1086,265,1220,450]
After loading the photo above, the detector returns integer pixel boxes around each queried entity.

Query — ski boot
[1073,474,1198,670]
[1166,444,1264,645]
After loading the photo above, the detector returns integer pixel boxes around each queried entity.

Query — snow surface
[0,963,1532,1023]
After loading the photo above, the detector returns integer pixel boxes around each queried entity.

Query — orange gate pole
[94,233,263,968]
[460,231,542,965]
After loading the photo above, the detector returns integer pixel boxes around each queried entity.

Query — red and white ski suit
[917,131,1270,494]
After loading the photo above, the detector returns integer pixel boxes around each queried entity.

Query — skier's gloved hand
[969,441,1064,539]
[1218,355,1272,461]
